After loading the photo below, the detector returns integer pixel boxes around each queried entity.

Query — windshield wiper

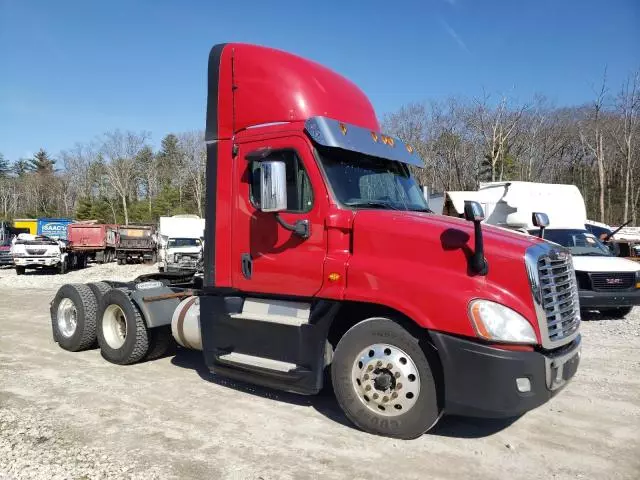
[573,252,608,256]
[345,201,400,210]
[407,207,434,213]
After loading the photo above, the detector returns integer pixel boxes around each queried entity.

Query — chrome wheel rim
[57,298,78,338]
[351,343,421,417]
[103,305,127,349]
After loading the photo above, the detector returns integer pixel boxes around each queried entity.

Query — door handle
[241,253,253,279]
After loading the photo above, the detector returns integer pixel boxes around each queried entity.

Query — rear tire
[599,307,633,319]
[87,281,112,307]
[15,266,26,275]
[117,258,123,265]
[50,284,98,351]
[146,326,174,361]
[97,289,149,365]
[331,317,441,439]
[58,259,67,274]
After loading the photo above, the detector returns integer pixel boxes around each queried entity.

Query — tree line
[1,69,638,227]
[383,70,639,226]
[0,131,205,225]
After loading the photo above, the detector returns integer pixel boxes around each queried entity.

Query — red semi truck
[49,43,581,439]
[67,223,117,263]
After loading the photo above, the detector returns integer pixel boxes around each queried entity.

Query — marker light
[328,272,341,282]
[406,144,414,153]
[371,131,379,142]
[468,299,537,344]
[339,123,347,135]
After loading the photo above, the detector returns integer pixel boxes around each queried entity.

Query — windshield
[529,229,612,256]
[319,149,429,212]
[167,238,201,248]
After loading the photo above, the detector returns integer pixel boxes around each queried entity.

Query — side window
[250,150,313,213]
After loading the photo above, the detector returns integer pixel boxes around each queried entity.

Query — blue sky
[1,0,638,161]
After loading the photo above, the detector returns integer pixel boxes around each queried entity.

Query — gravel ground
[0,264,639,479]
[0,262,158,290]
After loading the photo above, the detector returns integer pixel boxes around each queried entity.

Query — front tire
[599,307,633,319]
[15,266,26,275]
[50,284,98,351]
[331,318,440,439]
[97,289,149,365]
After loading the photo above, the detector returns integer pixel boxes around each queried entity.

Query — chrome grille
[526,243,581,349]
[538,254,580,342]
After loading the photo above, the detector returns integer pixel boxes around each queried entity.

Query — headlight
[635,270,640,289]
[468,299,537,344]
[12,252,24,257]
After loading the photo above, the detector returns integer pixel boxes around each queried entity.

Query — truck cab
[50,43,582,439]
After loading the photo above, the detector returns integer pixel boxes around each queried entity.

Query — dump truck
[115,225,157,265]
[49,43,581,439]
[67,223,118,263]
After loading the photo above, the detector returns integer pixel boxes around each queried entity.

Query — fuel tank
[171,296,202,350]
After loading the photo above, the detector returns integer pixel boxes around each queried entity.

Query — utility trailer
[115,225,157,265]
[49,43,581,439]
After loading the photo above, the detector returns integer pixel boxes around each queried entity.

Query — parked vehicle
[13,219,38,235]
[67,223,118,263]
[37,218,73,240]
[11,233,87,274]
[158,215,204,272]
[585,219,640,262]
[444,182,640,318]
[115,225,157,265]
[0,236,12,266]
[49,43,581,439]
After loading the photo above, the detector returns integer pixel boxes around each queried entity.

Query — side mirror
[464,201,485,222]
[532,212,549,239]
[463,200,488,276]
[259,161,287,212]
[532,212,549,228]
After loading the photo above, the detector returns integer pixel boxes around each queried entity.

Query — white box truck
[157,215,205,272]
[443,181,640,318]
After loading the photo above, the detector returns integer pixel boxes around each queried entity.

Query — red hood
[344,211,541,339]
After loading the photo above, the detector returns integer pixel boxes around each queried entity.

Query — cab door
[231,135,327,297]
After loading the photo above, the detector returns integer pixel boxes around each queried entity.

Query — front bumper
[0,253,12,265]
[430,332,581,418]
[578,289,640,308]
[14,256,60,267]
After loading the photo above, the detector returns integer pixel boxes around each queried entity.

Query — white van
[443,182,640,318]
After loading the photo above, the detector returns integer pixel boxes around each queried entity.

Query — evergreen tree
[156,134,180,188]
[0,153,10,178]
[28,148,56,173]
[13,159,30,177]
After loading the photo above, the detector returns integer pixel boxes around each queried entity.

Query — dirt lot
[1,264,639,479]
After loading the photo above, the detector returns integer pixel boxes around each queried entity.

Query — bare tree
[468,92,528,182]
[178,131,206,217]
[100,130,150,225]
[612,70,639,222]
[579,72,609,222]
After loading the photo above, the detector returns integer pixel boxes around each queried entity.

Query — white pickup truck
[11,233,86,274]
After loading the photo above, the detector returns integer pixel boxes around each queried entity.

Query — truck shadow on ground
[170,348,516,439]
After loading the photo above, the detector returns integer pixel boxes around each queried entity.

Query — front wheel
[15,266,26,275]
[331,318,441,439]
[599,307,633,319]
